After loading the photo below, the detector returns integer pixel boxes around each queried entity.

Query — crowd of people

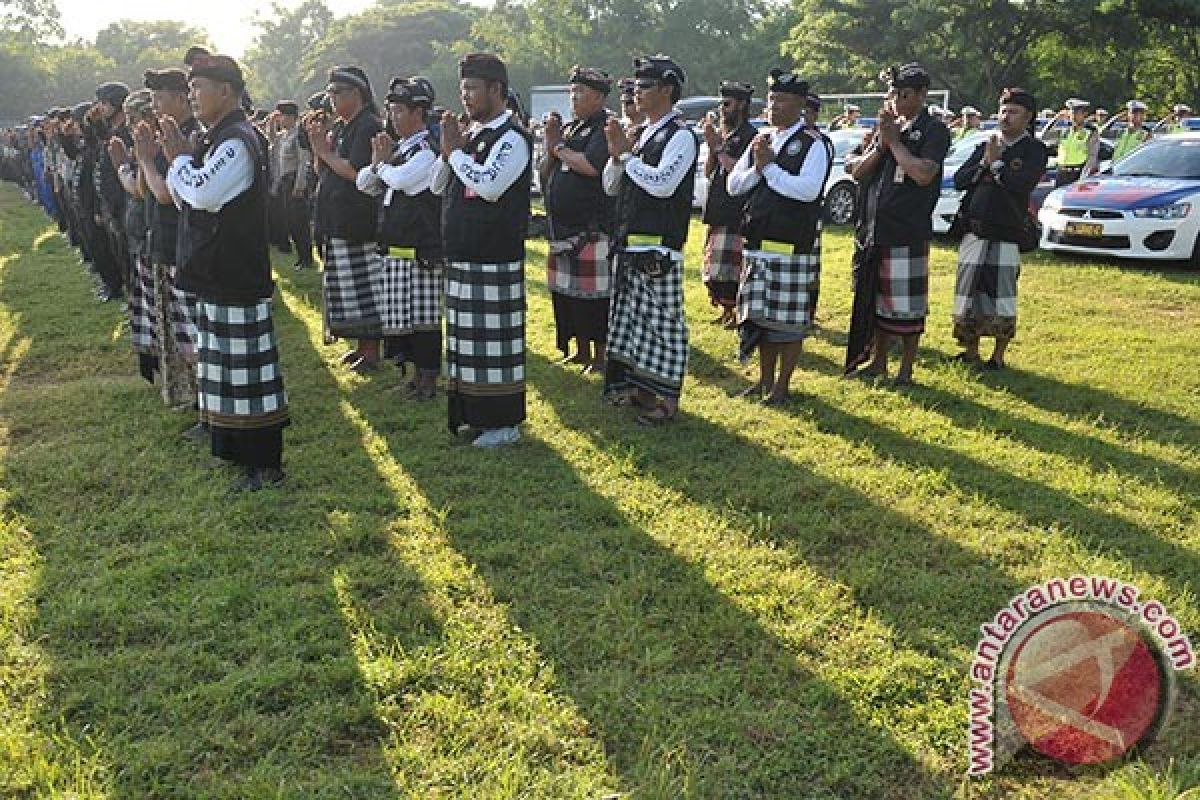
[1,49,1076,488]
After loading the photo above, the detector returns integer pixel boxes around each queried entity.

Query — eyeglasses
[634,79,660,90]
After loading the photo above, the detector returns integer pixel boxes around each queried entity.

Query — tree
[92,19,212,89]
[1,0,62,42]
[243,0,334,106]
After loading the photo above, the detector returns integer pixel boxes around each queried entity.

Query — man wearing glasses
[700,80,757,328]
[601,54,697,426]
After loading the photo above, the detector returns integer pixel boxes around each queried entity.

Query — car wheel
[825,182,856,226]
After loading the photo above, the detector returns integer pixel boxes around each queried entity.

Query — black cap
[275,101,299,116]
[633,54,686,87]
[766,69,809,97]
[95,81,130,107]
[386,76,435,107]
[999,87,1036,114]
[459,52,508,85]
[144,68,189,93]
[880,63,930,90]
[189,54,245,91]
[70,101,92,122]
[306,91,327,112]
[568,65,613,95]
[618,77,636,100]
[328,65,373,103]
[718,80,754,102]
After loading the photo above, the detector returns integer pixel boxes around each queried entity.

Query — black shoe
[232,466,285,492]
[181,421,209,443]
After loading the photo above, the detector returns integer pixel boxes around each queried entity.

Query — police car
[1039,133,1200,266]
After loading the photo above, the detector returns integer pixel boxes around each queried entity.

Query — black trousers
[278,175,314,265]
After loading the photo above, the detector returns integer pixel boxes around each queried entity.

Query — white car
[1039,133,1200,266]
[933,130,991,233]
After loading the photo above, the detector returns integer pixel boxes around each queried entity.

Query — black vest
[377,131,442,259]
[177,110,273,303]
[702,120,757,228]
[544,109,614,237]
[743,125,833,251]
[442,116,532,263]
[615,116,697,252]
[148,116,199,266]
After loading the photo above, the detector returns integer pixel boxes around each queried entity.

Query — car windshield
[829,130,867,159]
[945,131,989,164]
[1112,139,1200,178]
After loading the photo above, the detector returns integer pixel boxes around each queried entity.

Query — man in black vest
[727,70,833,405]
[540,65,616,375]
[164,54,289,491]
[137,67,204,414]
[431,53,531,448]
[356,76,444,402]
[844,63,949,387]
[700,79,757,327]
[93,82,132,302]
[307,66,385,374]
[601,54,697,425]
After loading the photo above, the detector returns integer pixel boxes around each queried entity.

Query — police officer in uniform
[540,65,616,374]
[601,54,698,426]
[700,79,757,327]
[1103,100,1151,162]
[954,106,982,142]
[1044,98,1098,186]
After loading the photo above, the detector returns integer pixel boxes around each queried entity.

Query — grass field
[1,181,1197,798]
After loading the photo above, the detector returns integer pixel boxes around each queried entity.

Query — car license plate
[1065,221,1104,237]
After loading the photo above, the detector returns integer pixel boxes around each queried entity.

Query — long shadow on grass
[0,216,419,796]
[689,345,1198,594]
[338,358,957,795]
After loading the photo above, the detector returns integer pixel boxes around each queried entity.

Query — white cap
[845,104,860,113]
[1174,103,1192,114]
[1095,108,1109,115]
[1126,100,1147,112]
[1065,97,1090,110]
[960,105,980,116]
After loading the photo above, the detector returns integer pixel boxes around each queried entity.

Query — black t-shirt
[858,109,950,247]
[316,108,382,243]
[544,109,613,238]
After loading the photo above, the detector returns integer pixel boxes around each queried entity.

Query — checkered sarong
[445,260,525,430]
[324,238,382,338]
[380,256,443,336]
[605,250,689,398]
[195,299,289,430]
[875,242,929,335]
[953,233,1020,342]
[152,263,198,407]
[129,254,156,355]
[702,226,744,284]
[546,233,613,298]
[736,240,821,362]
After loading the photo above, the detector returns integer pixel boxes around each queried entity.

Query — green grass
[0,181,1197,798]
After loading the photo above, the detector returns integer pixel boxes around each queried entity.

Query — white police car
[1039,133,1200,266]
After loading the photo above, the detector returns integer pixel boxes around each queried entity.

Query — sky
[55,0,377,57]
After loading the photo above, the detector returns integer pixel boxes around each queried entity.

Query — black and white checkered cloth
[445,260,526,391]
[195,299,289,430]
[874,242,930,333]
[165,266,199,360]
[380,255,443,336]
[324,238,383,338]
[953,232,1020,341]
[702,226,744,284]
[736,239,821,361]
[605,251,689,398]
[129,255,156,355]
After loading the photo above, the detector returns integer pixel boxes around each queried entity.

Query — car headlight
[1132,202,1191,219]
[1041,191,1064,212]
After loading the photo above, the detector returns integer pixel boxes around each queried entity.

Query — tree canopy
[3,0,1199,121]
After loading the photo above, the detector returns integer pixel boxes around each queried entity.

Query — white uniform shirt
[356,130,437,205]
[167,137,254,213]
[430,111,530,203]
